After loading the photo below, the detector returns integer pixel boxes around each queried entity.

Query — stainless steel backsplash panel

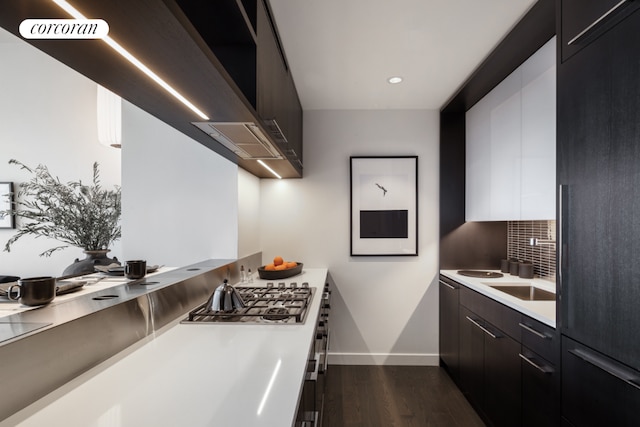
[0,253,262,421]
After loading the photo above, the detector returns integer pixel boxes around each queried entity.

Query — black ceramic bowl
[257,262,303,280]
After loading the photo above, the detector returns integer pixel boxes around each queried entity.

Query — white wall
[238,168,261,259]
[260,110,440,365]
[121,102,240,265]
[0,27,261,276]
[0,29,121,278]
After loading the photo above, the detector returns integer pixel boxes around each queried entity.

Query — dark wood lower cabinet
[459,305,521,427]
[483,321,521,427]
[562,336,640,427]
[521,347,560,427]
[439,277,460,381]
[459,306,485,411]
[442,277,561,427]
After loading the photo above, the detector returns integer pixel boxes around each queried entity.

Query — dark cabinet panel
[439,276,460,381]
[557,8,640,370]
[519,316,559,365]
[256,0,303,169]
[174,0,257,107]
[521,347,560,427]
[257,0,287,125]
[559,0,640,61]
[460,285,521,340]
[458,306,485,412]
[483,321,521,427]
[459,305,521,427]
[282,74,303,166]
[562,336,640,427]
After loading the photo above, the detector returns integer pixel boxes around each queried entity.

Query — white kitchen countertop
[0,268,327,427]
[440,270,556,327]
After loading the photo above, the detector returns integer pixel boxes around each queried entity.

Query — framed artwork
[0,182,15,229]
[350,156,418,256]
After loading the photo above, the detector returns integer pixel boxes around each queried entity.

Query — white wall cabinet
[466,37,556,221]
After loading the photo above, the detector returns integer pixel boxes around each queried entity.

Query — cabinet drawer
[519,315,559,365]
[562,336,640,426]
[521,347,560,427]
[460,285,522,340]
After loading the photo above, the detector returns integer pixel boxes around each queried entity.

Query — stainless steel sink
[483,283,556,301]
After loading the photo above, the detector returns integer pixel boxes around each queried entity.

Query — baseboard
[328,352,440,366]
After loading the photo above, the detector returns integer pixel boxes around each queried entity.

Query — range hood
[191,122,283,160]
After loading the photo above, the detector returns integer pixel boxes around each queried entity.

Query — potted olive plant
[2,159,121,275]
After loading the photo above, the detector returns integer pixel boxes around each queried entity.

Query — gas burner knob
[278,282,286,290]
[266,283,274,288]
[290,282,297,289]
[301,282,309,289]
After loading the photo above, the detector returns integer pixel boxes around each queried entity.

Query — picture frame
[0,182,15,229]
[350,156,418,256]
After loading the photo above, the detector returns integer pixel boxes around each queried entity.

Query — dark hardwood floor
[322,365,485,427]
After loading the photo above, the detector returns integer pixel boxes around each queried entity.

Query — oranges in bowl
[258,256,303,279]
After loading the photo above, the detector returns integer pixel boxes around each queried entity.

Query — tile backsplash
[507,220,556,281]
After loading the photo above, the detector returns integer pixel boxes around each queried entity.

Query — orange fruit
[286,261,297,269]
[275,264,288,271]
[264,263,276,271]
[273,256,284,266]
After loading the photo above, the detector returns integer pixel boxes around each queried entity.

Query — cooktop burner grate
[183,283,314,324]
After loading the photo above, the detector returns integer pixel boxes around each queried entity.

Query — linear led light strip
[257,160,282,179]
[52,0,209,120]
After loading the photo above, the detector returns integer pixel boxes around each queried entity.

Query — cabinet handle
[568,348,640,391]
[519,353,553,374]
[439,280,456,290]
[567,0,630,46]
[465,316,499,339]
[558,184,568,323]
[518,322,550,340]
[306,353,320,382]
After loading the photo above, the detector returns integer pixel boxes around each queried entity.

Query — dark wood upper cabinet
[256,0,303,170]
[559,0,640,62]
[176,0,304,172]
[173,0,258,109]
[172,0,303,174]
[0,0,303,178]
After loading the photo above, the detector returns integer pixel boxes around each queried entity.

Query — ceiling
[268,0,537,111]
[0,0,543,178]
[0,1,539,112]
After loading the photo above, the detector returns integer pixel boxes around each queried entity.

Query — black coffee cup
[125,260,147,279]
[8,276,56,306]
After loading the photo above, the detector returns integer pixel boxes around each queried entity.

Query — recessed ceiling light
[388,76,403,84]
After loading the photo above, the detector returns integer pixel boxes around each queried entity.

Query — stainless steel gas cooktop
[182,282,314,325]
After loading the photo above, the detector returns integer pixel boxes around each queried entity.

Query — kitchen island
[0,259,327,426]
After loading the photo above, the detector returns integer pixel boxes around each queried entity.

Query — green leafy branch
[2,160,121,257]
